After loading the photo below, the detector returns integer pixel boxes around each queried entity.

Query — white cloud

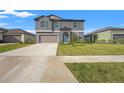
[0,23,8,27]
[0,15,8,19]
[26,30,36,34]
[0,10,35,18]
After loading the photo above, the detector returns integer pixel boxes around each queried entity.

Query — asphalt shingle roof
[6,29,35,36]
[34,14,85,22]
[85,27,124,36]
[0,27,8,33]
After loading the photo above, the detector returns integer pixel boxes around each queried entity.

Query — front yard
[65,62,124,83]
[57,44,124,55]
[0,43,32,53]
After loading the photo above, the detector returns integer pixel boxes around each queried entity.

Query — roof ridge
[84,26,124,36]
[8,28,35,36]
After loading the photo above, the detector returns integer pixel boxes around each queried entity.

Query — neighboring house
[34,14,85,43]
[84,27,124,43]
[0,27,8,43]
[0,28,35,43]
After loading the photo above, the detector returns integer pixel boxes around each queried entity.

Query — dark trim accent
[51,19,85,22]
[34,15,85,22]
[60,27,72,30]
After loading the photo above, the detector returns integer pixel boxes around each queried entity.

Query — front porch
[60,27,82,43]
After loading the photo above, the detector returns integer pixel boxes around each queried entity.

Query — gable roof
[34,14,85,22]
[85,27,124,36]
[47,14,63,19]
[5,29,35,36]
[34,14,62,21]
[51,19,85,22]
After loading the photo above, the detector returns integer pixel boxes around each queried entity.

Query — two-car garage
[113,34,124,40]
[39,35,58,43]
[3,35,21,43]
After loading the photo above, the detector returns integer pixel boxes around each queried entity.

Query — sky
[0,10,124,34]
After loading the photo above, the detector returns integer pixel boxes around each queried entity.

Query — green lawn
[0,43,32,53]
[57,44,124,55]
[65,62,124,83]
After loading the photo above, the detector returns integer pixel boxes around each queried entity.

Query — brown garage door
[39,35,58,43]
[3,35,21,43]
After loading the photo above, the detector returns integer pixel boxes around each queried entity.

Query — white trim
[21,34,25,43]
[53,30,83,32]
[71,30,84,32]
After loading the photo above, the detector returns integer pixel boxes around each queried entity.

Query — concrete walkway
[0,43,78,83]
[41,57,78,83]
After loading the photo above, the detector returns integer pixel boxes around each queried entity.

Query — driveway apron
[0,43,78,83]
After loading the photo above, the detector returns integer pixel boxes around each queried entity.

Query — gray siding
[53,21,83,31]
[35,15,84,43]
[36,17,52,32]
[35,17,84,32]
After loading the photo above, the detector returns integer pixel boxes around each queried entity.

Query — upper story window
[73,22,80,28]
[40,21,48,28]
[54,21,60,28]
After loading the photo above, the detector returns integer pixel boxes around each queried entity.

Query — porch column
[21,34,25,43]
[68,31,71,42]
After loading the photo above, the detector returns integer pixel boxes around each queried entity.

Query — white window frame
[41,21,48,28]
[73,22,80,28]
[54,21,60,28]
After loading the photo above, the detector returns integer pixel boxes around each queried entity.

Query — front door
[63,32,69,43]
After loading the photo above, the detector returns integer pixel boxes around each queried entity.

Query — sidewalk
[57,55,124,63]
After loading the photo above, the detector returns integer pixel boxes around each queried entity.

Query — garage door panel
[39,35,58,43]
[113,34,124,40]
[3,35,21,43]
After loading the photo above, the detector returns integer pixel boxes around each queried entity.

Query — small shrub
[19,41,24,44]
[25,38,35,44]
[108,39,118,44]
[115,38,124,44]
[59,41,64,45]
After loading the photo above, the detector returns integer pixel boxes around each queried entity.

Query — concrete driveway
[0,43,78,83]
[0,43,58,56]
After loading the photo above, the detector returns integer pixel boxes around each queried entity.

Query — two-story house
[34,14,85,43]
